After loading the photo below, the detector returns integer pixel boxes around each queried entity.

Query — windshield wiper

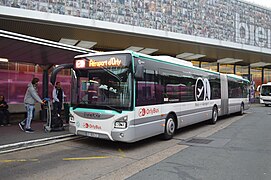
[72,100,90,110]
[72,103,80,110]
[105,105,122,113]
[102,67,122,82]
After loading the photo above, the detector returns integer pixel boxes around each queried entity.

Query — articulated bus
[61,50,249,142]
[259,82,271,106]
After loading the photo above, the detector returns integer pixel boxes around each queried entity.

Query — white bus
[259,82,271,106]
[57,51,250,142]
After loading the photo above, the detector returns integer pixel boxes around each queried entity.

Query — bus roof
[74,50,249,82]
[262,82,271,86]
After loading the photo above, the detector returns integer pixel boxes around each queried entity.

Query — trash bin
[64,103,70,123]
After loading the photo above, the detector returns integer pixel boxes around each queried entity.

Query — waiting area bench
[8,104,42,123]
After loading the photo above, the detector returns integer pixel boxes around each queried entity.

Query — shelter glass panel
[236,65,248,77]
[251,68,262,98]
[264,69,271,83]
[219,64,234,74]
[201,62,217,72]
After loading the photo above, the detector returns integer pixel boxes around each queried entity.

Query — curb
[0,134,79,154]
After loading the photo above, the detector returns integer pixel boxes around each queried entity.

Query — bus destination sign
[75,57,122,69]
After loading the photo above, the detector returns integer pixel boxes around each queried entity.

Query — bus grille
[77,130,110,140]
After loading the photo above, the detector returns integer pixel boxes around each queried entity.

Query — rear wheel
[163,114,176,140]
[209,106,218,125]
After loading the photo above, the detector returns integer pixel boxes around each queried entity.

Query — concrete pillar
[262,67,264,84]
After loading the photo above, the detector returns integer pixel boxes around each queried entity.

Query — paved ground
[0,121,71,146]
[127,104,271,180]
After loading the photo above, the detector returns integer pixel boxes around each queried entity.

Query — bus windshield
[72,53,133,111]
[261,85,271,96]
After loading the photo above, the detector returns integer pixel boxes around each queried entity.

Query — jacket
[0,100,8,110]
[24,83,43,105]
[52,87,65,103]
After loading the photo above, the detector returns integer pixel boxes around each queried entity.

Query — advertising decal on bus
[195,77,211,101]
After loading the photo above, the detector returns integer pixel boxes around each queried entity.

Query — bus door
[220,74,228,115]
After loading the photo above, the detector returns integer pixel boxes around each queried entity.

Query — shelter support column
[233,64,236,74]
[40,65,53,121]
[248,65,251,82]
[262,67,264,84]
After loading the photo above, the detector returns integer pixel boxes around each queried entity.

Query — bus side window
[136,69,159,106]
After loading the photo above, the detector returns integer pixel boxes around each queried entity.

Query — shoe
[19,122,25,131]
[25,128,34,133]
[0,124,4,127]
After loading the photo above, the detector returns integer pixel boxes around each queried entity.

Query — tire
[209,106,218,125]
[163,114,176,140]
[265,104,269,107]
[239,104,244,115]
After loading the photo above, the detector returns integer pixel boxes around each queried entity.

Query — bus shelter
[0,29,94,120]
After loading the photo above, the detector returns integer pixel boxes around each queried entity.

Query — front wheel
[162,114,176,140]
[239,104,244,115]
[209,106,218,125]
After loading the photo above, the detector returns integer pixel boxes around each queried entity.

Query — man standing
[52,82,65,115]
[19,78,44,133]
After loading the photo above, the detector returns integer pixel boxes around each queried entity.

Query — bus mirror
[135,64,144,80]
[50,64,73,85]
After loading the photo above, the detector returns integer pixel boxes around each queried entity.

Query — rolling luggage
[44,98,64,132]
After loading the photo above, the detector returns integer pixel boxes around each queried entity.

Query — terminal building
[0,0,271,114]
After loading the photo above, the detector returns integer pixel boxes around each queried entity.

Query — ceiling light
[59,38,78,45]
[76,41,97,49]
[125,46,144,52]
[0,58,8,62]
[176,53,194,59]
[139,48,158,54]
[250,62,271,67]
[217,58,243,64]
[184,54,206,60]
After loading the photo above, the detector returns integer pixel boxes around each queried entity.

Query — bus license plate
[86,132,99,138]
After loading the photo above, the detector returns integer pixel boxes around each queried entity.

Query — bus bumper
[111,127,136,143]
[69,123,111,140]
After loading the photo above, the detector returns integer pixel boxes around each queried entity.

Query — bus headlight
[114,116,128,129]
[69,114,75,123]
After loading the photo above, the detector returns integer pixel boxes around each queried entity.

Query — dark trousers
[53,102,62,115]
[0,109,10,125]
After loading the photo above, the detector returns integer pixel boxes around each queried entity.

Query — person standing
[0,95,10,126]
[52,82,65,115]
[19,78,44,133]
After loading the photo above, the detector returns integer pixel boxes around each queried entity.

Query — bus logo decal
[83,122,102,130]
[195,78,211,101]
[139,108,159,117]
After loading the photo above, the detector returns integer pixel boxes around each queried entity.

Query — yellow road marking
[0,159,39,163]
[63,156,111,161]
[118,148,126,158]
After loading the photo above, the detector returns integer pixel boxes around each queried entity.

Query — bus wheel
[210,106,218,125]
[163,114,176,140]
[239,104,244,115]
